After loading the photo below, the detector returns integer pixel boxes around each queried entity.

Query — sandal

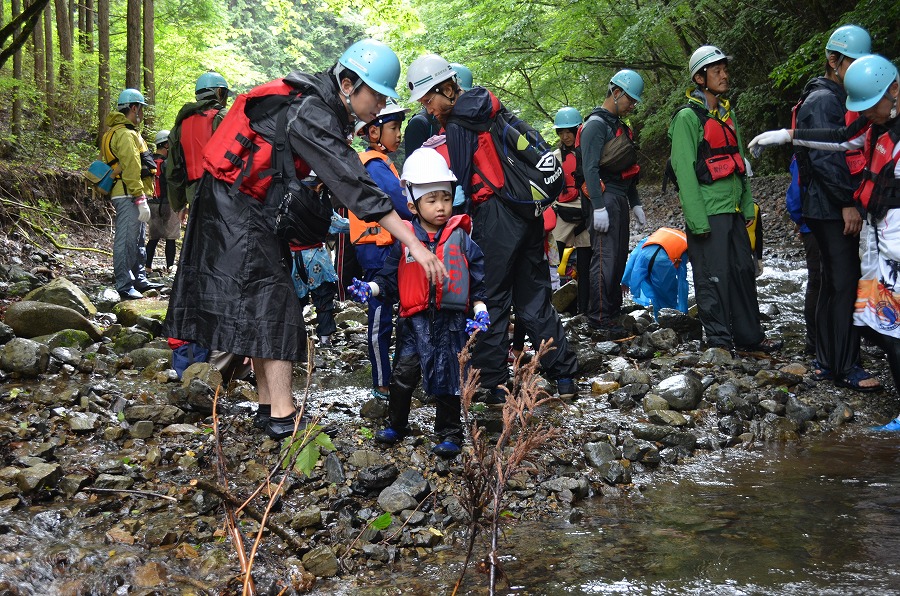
[834,365,882,393]
[811,359,833,381]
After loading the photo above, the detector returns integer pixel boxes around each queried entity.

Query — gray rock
[324,452,345,484]
[584,441,618,467]
[129,348,172,369]
[657,309,702,337]
[754,369,802,388]
[302,545,339,577]
[648,328,679,351]
[620,369,652,386]
[829,402,854,426]
[631,422,671,442]
[160,424,201,435]
[359,398,389,420]
[353,464,398,495]
[1,337,50,376]
[598,460,631,485]
[16,462,62,493]
[758,399,785,415]
[129,420,155,439]
[67,411,100,432]
[551,280,578,313]
[59,473,89,497]
[755,413,800,442]
[642,394,669,412]
[348,450,386,469]
[291,506,323,530]
[0,322,14,344]
[699,347,733,366]
[540,477,590,500]
[655,373,703,410]
[334,307,367,327]
[112,328,151,354]
[24,277,97,317]
[648,409,688,427]
[93,474,135,490]
[595,341,621,355]
[4,301,102,340]
[123,404,185,425]
[181,362,223,390]
[785,396,817,425]
[389,469,430,501]
[33,329,92,350]
[575,345,606,375]
[377,485,418,513]
[95,288,123,311]
[718,415,744,437]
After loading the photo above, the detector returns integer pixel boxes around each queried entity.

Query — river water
[340,428,900,595]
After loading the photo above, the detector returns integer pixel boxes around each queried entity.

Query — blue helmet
[610,69,644,102]
[338,39,401,99]
[554,107,583,129]
[449,63,473,91]
[844,54,899,112]
[117,88,147,108]
[826,25,872,60]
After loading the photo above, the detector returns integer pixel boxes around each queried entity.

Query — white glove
[748,129,792,158]
[743,158,754,178]
[135,196,151,224]
[632,205,646,228]
[592,208,609,233]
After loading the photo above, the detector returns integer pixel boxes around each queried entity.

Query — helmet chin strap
[334,65,364,124]
[891,78,900,120]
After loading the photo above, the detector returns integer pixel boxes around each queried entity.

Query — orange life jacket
[645,227,687,267]
[349,150,398,246]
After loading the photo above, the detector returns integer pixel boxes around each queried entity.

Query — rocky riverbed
[0,175,897,595]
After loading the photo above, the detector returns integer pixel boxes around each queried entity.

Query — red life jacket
[684,103,746,184]
[574,113,639,186]
[855,124,900,213]
[613,125,641,180]
[349,150,398,246]
[202,78,308,201]
[397,215,471,317]
[181,108,219,183]
[465,94,505,205]
[557,145,580,203]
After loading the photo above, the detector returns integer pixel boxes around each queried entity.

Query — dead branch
[24,219,112,255]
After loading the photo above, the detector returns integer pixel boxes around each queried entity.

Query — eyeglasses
[367,85,387,104]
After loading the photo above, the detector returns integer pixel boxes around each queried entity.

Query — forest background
[0,0,898,180]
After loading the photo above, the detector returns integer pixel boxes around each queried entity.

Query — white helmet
[689,45,730,79]
[407,54,457,102]
[400,147,457,200]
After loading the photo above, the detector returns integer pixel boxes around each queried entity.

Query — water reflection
[341,428,900,595]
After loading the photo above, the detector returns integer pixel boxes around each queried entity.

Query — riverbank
[0,175,897,594]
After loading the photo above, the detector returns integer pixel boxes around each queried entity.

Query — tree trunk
[84,0,93,53]
[43,1,54,124]
[97,0,109,140]
[11,0,22,138]
[31,0,46,96]
[54,0,74,94]
[142,0,154,129]
[125,0,140,89]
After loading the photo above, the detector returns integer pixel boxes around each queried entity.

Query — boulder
[0,338,50,376]
[4,301,102,340]
[24,277,97,317]
[112,299,168,327]
[551,280,578,313]
[655,373,703,411]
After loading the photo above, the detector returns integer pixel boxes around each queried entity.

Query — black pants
[588,192,630,326]
[800,231,822,354]
[471,198,578,388]
[146,238,176,269]
[686,212,765,349]
[389,352,462,444]
[334,207,362,302]
[805,218,861,377]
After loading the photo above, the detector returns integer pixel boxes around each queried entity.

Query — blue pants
[112,196,147,292]
[363,268,395,389]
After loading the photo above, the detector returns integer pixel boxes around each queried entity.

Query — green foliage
[370,511,392,530]
[281,426,336,477]
[359,426,375,440]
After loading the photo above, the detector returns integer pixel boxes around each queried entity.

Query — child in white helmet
[348,147,489,457]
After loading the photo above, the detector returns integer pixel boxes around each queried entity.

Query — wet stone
[655,373,703,410]
[160,423,201,435]
[362,543,392,562]
[400,510,426,525]
[0,322,14,344]
[656,309,702,336]
[129,348,172,369]
[302,545,339,577]
[829,402,854,426]
[755,413,800,442]
[324,452,345,484]
[129,420,154,439]
[642,394,669,412]
[620,369,652,386]
[133,562,168,587]
[591,380,619,395]
[785,396,817,425]
[584,441,618,467]
[660,431,697,451]
[0,338,50,377]
[50,346,83,366]
[353,464,398,495]
[632,422,671,442]
[758,399,784,415]
[699,347,733,366]
[348,450,386,469]
[93,474,134,490]
[598,460,631,485]
[124,404,184,425]
[718,415,744,437]
[291,506,323,530]
[595,341,620,355]
[540,477,590,501]
[112,328,152,354]
[648,328,679,351]
[360,399,389,419]
[755,369,802,388]
[16,462,62,494]
[648,409,688,427]
[607,357,632,372]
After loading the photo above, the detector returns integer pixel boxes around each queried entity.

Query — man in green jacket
[668,46,779,353]
[102,89,162,300]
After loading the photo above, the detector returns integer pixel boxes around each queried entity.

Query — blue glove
[329,211,350,234]
[453,186,466,207]
[466,310,491,335]
[347,278,372,303]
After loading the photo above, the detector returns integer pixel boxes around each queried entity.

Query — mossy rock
[112,299,168,327]
[31,329,93,350]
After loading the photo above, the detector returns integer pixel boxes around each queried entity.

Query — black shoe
[253,413,270,429]
[134,281,164,291]
[735,338,783,354]
[118,288,143,300]
[589,320,629,339]
[482,387,507,405]
[265,411,312,440]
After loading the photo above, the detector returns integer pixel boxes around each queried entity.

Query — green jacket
[667,91,753,235]
[103,112,154,198]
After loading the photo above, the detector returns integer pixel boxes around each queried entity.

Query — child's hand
[466,310,491,335]
[347,278,372,303]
